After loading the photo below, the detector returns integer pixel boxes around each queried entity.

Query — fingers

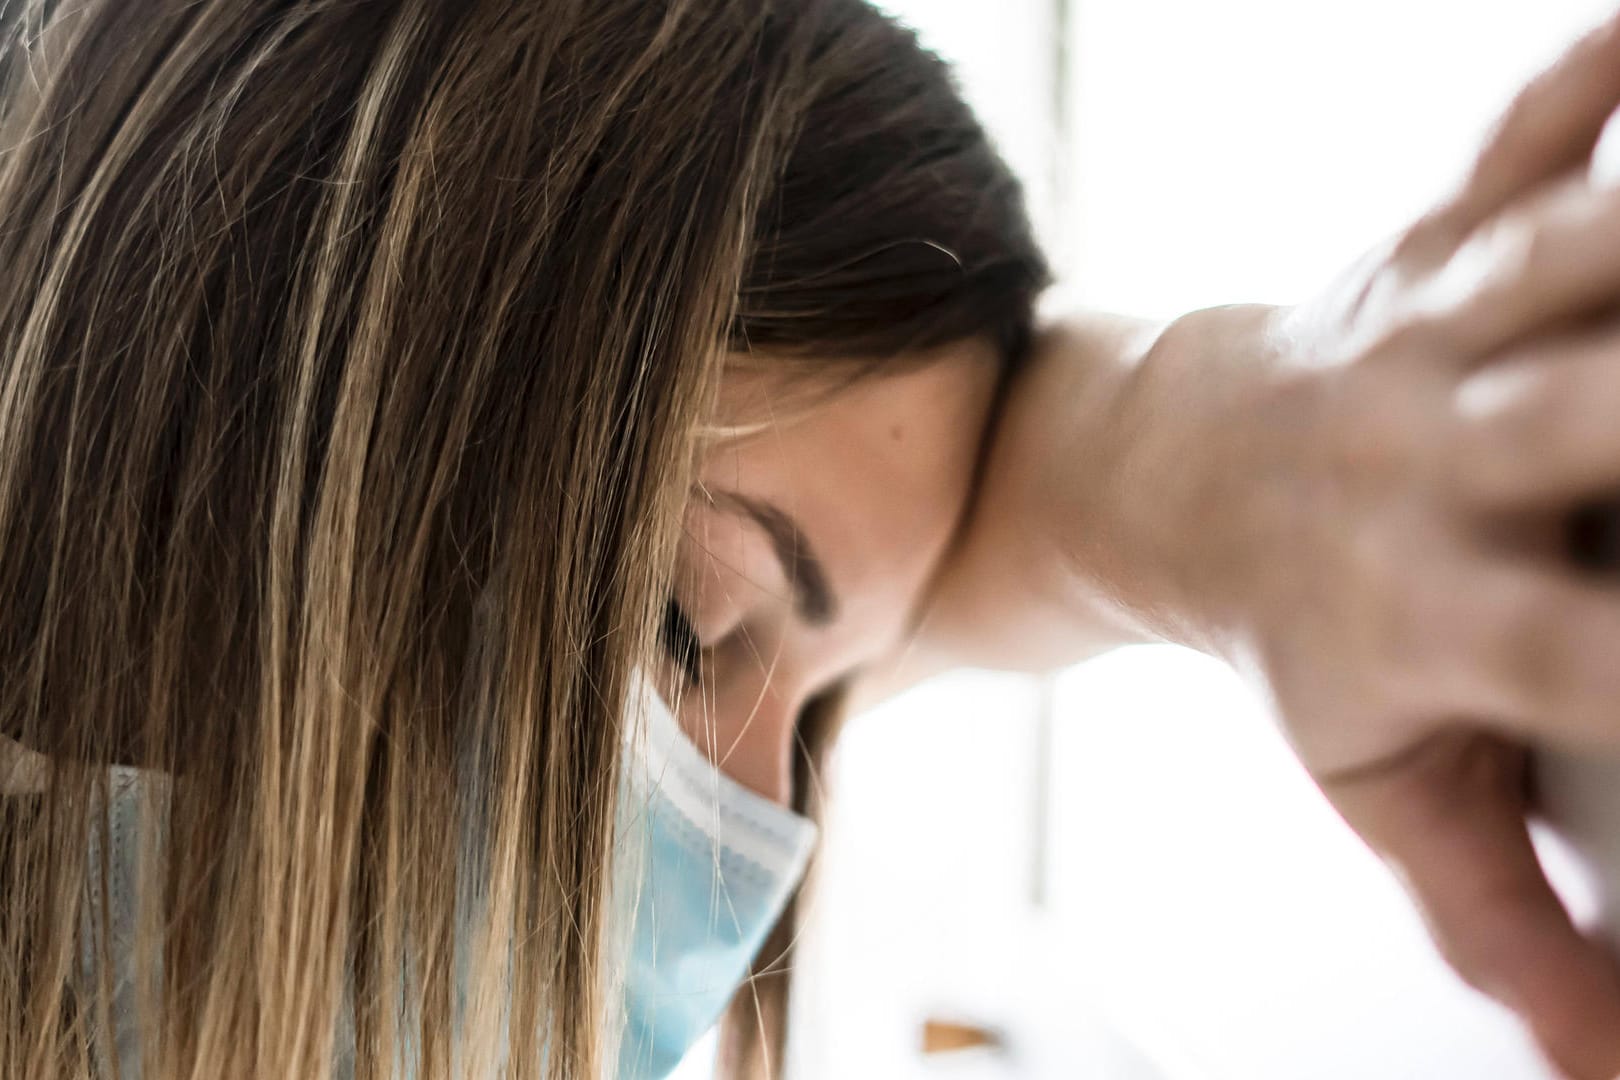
[1440,562,1620,750]
[1376,13,1620,373]
[1416,175,1620,364]
[1326,735,1620,1080]
[1427,8,1620,243]
[1449,326,1620,508]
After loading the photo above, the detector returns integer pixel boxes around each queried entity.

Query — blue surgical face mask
[611,671,818,1080]
[52,670,815,1080]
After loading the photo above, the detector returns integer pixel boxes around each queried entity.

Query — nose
[674,667,804,805]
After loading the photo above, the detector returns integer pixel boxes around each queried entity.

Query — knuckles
[1443,364,1544,503]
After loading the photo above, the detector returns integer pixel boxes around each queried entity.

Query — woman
[4,0,1620,1078]
[0,2,1043,1076]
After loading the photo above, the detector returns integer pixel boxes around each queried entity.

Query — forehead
[699,339,1001,627]
[710,337,1003,450]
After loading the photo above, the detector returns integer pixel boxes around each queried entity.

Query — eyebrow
[708,490,838,627]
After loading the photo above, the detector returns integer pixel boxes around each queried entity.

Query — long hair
[0,1,1046,1077]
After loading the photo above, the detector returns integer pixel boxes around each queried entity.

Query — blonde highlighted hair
[0,0,1045,1076]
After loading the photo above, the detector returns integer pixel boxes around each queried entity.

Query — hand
[1186,12,1620,1076]
[881,12,1620,1073]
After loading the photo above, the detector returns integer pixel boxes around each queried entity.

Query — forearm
[882,303,1292,684]
[1050,303,1297,661]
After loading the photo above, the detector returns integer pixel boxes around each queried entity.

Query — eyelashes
[660,598,703,685]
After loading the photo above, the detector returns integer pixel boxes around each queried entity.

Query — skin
[659,342,1002,802]
[667,11,1620,1079]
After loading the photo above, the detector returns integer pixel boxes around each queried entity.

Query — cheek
[672,652,800,804]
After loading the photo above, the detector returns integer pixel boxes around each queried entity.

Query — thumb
[1426,9,1620,243]
[1324,733,1620,1080]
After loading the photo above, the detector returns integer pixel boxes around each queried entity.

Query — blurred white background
[674,1,1620,1077]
